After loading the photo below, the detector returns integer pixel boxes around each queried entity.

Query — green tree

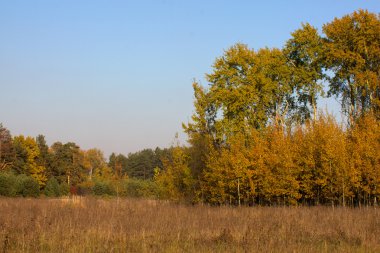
[183,82,212,183]
[109,153,127,178]
[19,177,40,198]
[284,23,325,121]
[50,142,86,186]
[44,177,61,197]
[193,44,297,147]
[124,149,162,179]
[36,135,52,177]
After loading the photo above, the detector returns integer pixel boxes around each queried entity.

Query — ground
[0,197,379,252]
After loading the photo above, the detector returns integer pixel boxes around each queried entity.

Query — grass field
[0,197,379,252]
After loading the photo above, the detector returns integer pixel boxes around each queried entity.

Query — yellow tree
[323,10,380,123]
[82,148,108,180]
[348,114,380,206]
[202,133,253,205]
[265,126,300,205]
[13,135,47,187]
[297,114,350,205]
[155,146,194,201]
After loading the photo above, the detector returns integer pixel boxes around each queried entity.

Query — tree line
[1,9,379,206]
[156,9,380,206]
[0,124,171,197]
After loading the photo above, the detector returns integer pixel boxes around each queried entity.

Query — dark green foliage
[60,182,70,196]
[92,181,115,196]
[44,177,61,197]
[17,175,40,197]
[119,179,159,198]
[0,173,42,198]
[50,142,86,185]
[36,135,52,177]
[109,148,169,180]
[0,173,17,196]
[108,153,128,178]
[12,139,29,175]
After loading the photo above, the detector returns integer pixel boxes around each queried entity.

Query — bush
[44,177,61,197]
[92,181,115,196]
[0,172,17,196]
[60,182,70,196]
[77,181,95,195]
[18,176,40,197]
[119,179,159,198]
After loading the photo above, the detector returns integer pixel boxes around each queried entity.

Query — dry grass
[0,197,379,253]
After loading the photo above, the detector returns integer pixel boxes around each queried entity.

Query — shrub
[18,176,40,197]
[77,181,95,195]
[60,182,70,196]
[119,179,159,198]
[44,177,61,197]
[92,181,115,196]
[0,172,17,196]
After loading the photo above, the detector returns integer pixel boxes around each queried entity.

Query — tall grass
[0,197,379,252]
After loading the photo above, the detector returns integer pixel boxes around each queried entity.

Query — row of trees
[0,123,170,197]
[155,10,380,206]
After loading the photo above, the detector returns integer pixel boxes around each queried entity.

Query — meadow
[0,197,379,253]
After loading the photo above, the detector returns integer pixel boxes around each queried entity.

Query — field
[0,198,379,253]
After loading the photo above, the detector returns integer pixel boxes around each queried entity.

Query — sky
[1,1,379,157]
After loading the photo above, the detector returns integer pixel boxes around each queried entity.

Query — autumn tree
[13,135,47,187]
[348,114,380,206]
[204,44,296,140]
[323,9,380,123]
[155,146,194,201]
[293,114,351,206]
[83,148,107,180]
[0,124,14,170]
[202,131,263,205]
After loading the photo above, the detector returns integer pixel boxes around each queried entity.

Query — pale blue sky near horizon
[1,1,379,157]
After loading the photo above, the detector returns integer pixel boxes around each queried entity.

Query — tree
[83,148,107,180]
[36,135,52,177]
[13,135,47,187]
[109,153,127,178]
[323,10,380,123]
[293,114,350,205]
[44,177,61,197]
[202,133,255,205]
[50,142,85,186]
[348,114,380,206]
[124,149,162,179]
[192,44,298,147]
[284,23,325,121]
[0,124,14,170]
[183,82,212,192]
[155,146,194,201]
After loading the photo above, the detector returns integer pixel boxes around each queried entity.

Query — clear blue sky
[1,1,379,157]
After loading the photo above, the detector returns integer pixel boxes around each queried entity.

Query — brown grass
[0,197,379,253]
